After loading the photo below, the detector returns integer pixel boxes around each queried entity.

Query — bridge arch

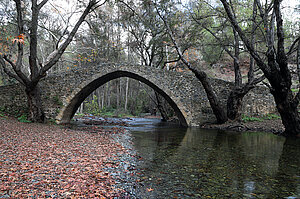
[56,70,188,126]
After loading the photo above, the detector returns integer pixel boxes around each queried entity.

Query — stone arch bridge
[0,63,275,126]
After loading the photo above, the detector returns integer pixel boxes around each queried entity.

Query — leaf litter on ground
[0,117,138,198]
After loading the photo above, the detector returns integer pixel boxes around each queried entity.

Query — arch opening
[57,71,188,126]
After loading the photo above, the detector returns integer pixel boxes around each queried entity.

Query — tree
[155,1,228,123]
[117,0,169,68]
[220,0,300,137]
[191,0,265,120]
[0,0,104,122]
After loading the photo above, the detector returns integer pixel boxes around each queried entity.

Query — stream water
[75,117,300,198]
[123,118,300,198]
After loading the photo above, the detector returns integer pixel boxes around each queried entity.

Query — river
[123,118,300,198]
[76,117,300,198]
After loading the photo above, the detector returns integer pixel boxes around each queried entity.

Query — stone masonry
[0,62,277,126]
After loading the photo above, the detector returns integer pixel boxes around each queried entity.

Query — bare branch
[38,23,60,42]
[255,0,274,47]
[90,0,107,13]
[40,0,101,78]
[262,81,272,90]
[163,56,181,69]
[47,2,80,50]
[37,0,48,10]
[220,0,270,77]
[203,26,236,60]
[251,75,265,85]
[0,56,25,85]
[118,0,140,19]
[287,37,300,57]
[2,55,29,85]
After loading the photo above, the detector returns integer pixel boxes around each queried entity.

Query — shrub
[17,114,31,123]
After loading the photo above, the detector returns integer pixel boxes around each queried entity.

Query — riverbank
[74,114,286,135]
[0,116,138,198]
[202,119,285,134]
[74,113,286,135]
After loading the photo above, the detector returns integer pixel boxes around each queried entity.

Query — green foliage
[17,114,31,123]
[199,28,224,65]
[75,113,85,117]
[242,113,281,122]
[242,116,263,122]
[0,105,31,119]
[0,107,6,117]
[117,113,134,118]
[84,96,101,116]
[264,113,281,120]
[55,108,60,114]
[0,106,6,118]
[291,88,299,93]
[47,118,57,125]
[53,95,63,106]
[82,102,135,118]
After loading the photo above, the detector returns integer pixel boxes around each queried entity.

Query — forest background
[0,0,299,131]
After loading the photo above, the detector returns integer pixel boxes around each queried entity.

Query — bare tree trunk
[116,79,120,108]
[155,91,169,121]
[106,82,110,107]
[119,78,122,106]
[25,85,45,122]
[79,102,84,114]
[97,89,100,108]
[227,28,244,121]
[233,29,242,87]
[101,87,105,109]
[227,86,254,121]
[125,77,129,111]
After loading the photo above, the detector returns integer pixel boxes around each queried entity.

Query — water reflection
[130,120,300,198]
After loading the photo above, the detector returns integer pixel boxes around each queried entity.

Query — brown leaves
[12,34,25,44]
[0,117,129,198]
[147,188,154,192]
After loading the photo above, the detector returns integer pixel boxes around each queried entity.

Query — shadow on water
[270,138,300,198]
[128,119,300,198]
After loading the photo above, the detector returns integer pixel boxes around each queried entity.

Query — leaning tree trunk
[25,84,45,123]
[193,70,228,124]
[154,91,169,122]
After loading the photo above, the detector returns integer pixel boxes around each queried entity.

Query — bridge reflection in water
[128,119,300,198]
